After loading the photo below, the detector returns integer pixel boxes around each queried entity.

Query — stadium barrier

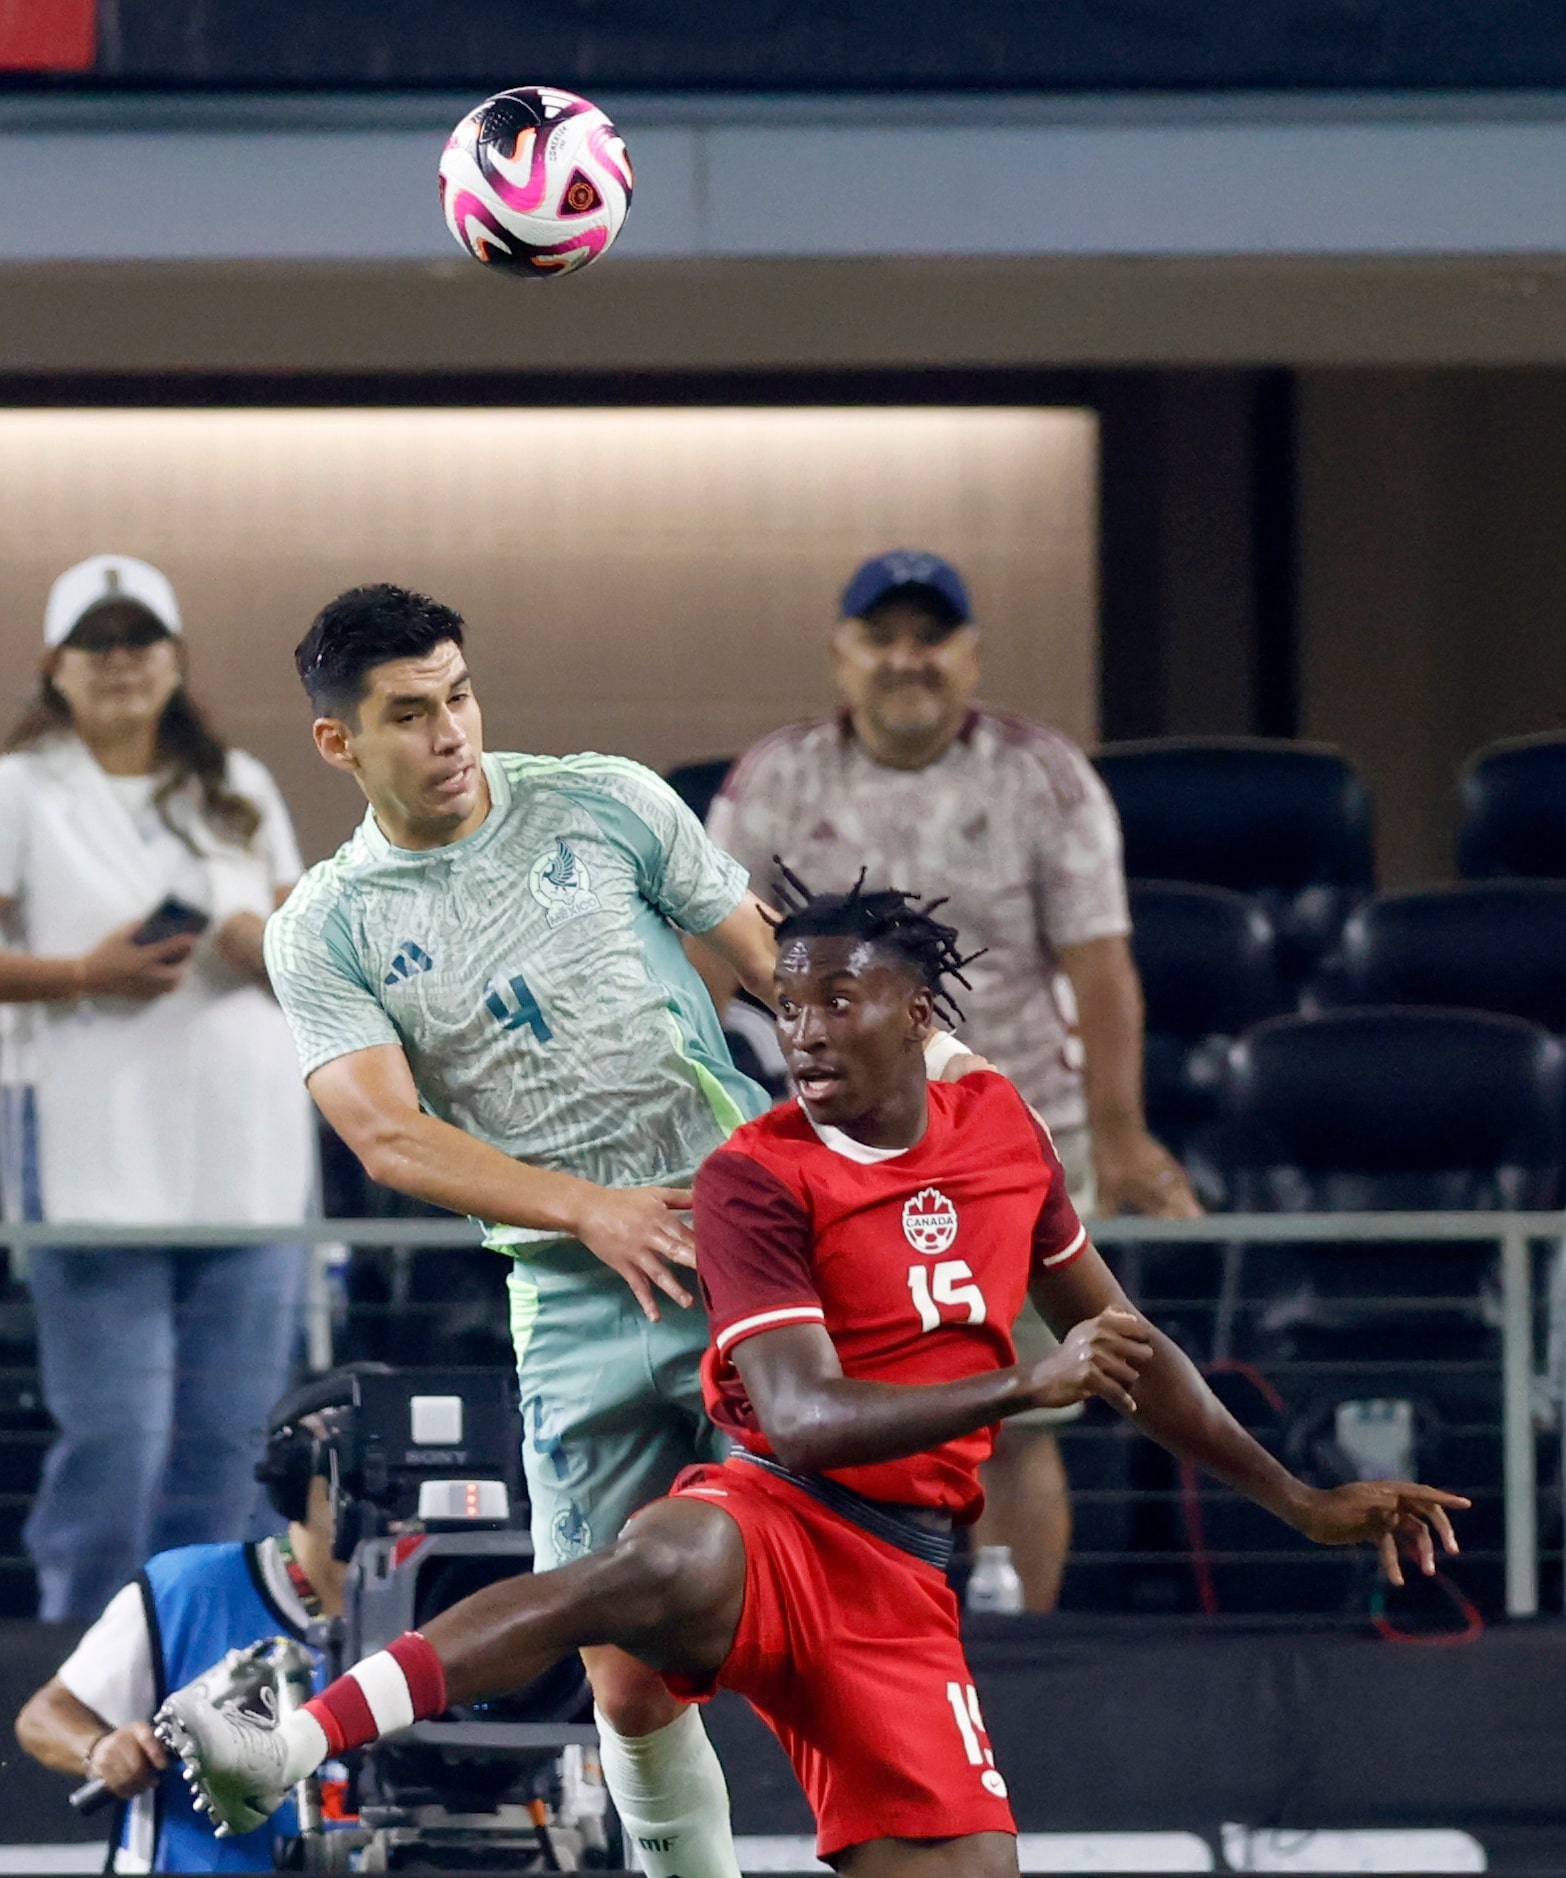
[1091,1212,1556,1619]
[0,1214,1559,1618]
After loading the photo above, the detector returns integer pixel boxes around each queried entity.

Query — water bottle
[965,1545,1024,1614]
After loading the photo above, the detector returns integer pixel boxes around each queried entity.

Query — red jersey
[692,1070,1087,1523]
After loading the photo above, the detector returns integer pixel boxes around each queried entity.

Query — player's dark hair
[769,860,985,1026]
[295,583,466,719]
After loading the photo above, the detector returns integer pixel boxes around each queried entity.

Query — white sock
[278,1710,330,1788]
[595,1704,742,1878]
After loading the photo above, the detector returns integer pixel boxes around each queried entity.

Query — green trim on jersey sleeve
[263,855,400,1081]
[320,897,375,993]
[561,779,664,894]
[565,785,769,1136]
[628,893,767,1136]
[550,757,748,935]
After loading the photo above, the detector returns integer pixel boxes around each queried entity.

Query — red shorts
[664,1458,1016,1861]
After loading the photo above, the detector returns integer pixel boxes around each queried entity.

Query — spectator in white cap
[0,555,314,1623]
[708,549,1201,1616]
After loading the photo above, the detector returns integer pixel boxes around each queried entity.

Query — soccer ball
[438,86,633,278]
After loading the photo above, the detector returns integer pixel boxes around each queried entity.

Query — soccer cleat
[186,1641,277,1711]
[154,1672,290,1838]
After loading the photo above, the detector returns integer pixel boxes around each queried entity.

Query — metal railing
[1091,1212,1561,1618]
[0,1212,1559,1618]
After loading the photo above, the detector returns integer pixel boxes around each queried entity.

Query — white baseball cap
[44,555,182,650]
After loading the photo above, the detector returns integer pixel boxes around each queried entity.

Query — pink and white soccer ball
[438,86,633,277]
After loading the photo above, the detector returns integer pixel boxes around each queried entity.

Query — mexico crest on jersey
[903,1187,958,1255]
[528,837,602,929]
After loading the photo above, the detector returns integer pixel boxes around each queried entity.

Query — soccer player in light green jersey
[264,584,782,1878]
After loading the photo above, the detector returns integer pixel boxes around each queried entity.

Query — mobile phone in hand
[132,896,211,946]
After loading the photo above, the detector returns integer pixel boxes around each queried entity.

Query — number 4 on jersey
[908,1260,987,1332]
[483,971,553,1044]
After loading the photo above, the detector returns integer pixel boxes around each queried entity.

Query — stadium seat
[1457,732,1566,880]
[1309,881,1566,1034]
[1201,1006,1564,1613]
[1218,1006,1564,1215]
[664,757,735,827]
[1128,881,1284,1161]
[1095,738,1375,982]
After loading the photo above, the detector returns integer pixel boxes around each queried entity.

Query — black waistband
[734,1450,955,1571]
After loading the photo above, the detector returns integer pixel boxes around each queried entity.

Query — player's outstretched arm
[731,1309,1155,1476]
[308,1045,698,1320]
[1031,1245,1469,1583]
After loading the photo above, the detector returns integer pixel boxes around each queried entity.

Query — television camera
[86,1365,614,1873]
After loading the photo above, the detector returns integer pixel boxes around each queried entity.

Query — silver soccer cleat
[153,1643,292,1838]
[183,1640,278,1712]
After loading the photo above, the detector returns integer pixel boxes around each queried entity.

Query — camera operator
[14,1374,354,1873]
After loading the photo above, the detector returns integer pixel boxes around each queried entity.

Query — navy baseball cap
[840,550,972,627]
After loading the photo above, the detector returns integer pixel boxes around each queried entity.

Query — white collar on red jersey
[798,1099,912,1164]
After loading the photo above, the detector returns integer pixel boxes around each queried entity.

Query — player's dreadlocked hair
[768,859,986,1026]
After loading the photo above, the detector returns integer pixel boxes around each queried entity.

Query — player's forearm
[1129,1325,1313,1529]
[757,1367,1037,1475]
[15,1680,109,1774]
[354,1108,601,1239]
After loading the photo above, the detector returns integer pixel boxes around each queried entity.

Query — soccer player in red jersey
[160,878,1468,1877]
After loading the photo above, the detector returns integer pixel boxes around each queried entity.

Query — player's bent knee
[590,1500,747,1686]
[605,1529,692,1627]
[611,1497,743,1629]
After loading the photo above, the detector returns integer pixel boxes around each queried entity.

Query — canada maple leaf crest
[902,1187,958,1256]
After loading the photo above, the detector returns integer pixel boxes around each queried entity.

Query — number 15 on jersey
[908,1261,987,1332]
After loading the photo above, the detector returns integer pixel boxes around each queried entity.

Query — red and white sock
[279,1632,447,1786]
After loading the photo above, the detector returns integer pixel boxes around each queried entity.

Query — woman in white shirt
[0,554,315,1622]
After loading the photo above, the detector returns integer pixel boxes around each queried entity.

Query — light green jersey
[264,751,770,1249]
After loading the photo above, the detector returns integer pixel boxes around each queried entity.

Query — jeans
[23,1241,305,1623]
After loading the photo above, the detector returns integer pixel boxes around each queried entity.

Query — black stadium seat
[1128,881,1284,1160]
[1218,1006,1564,1215]
[1095,738,1375,982]
[1457,733,1566,880]
[1310,881,1566,1034]
[1202,1006,1564,1613]
[665,757,735,828]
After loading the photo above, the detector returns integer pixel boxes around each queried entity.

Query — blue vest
[120,1540,325,1874]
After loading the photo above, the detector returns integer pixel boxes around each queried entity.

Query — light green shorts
[505,1242,728,1570]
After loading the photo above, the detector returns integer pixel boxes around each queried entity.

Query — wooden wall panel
[1298,369,1566,885]
[0,406,1098,861]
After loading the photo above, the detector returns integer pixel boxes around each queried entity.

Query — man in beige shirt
[707,549,1200,1610]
